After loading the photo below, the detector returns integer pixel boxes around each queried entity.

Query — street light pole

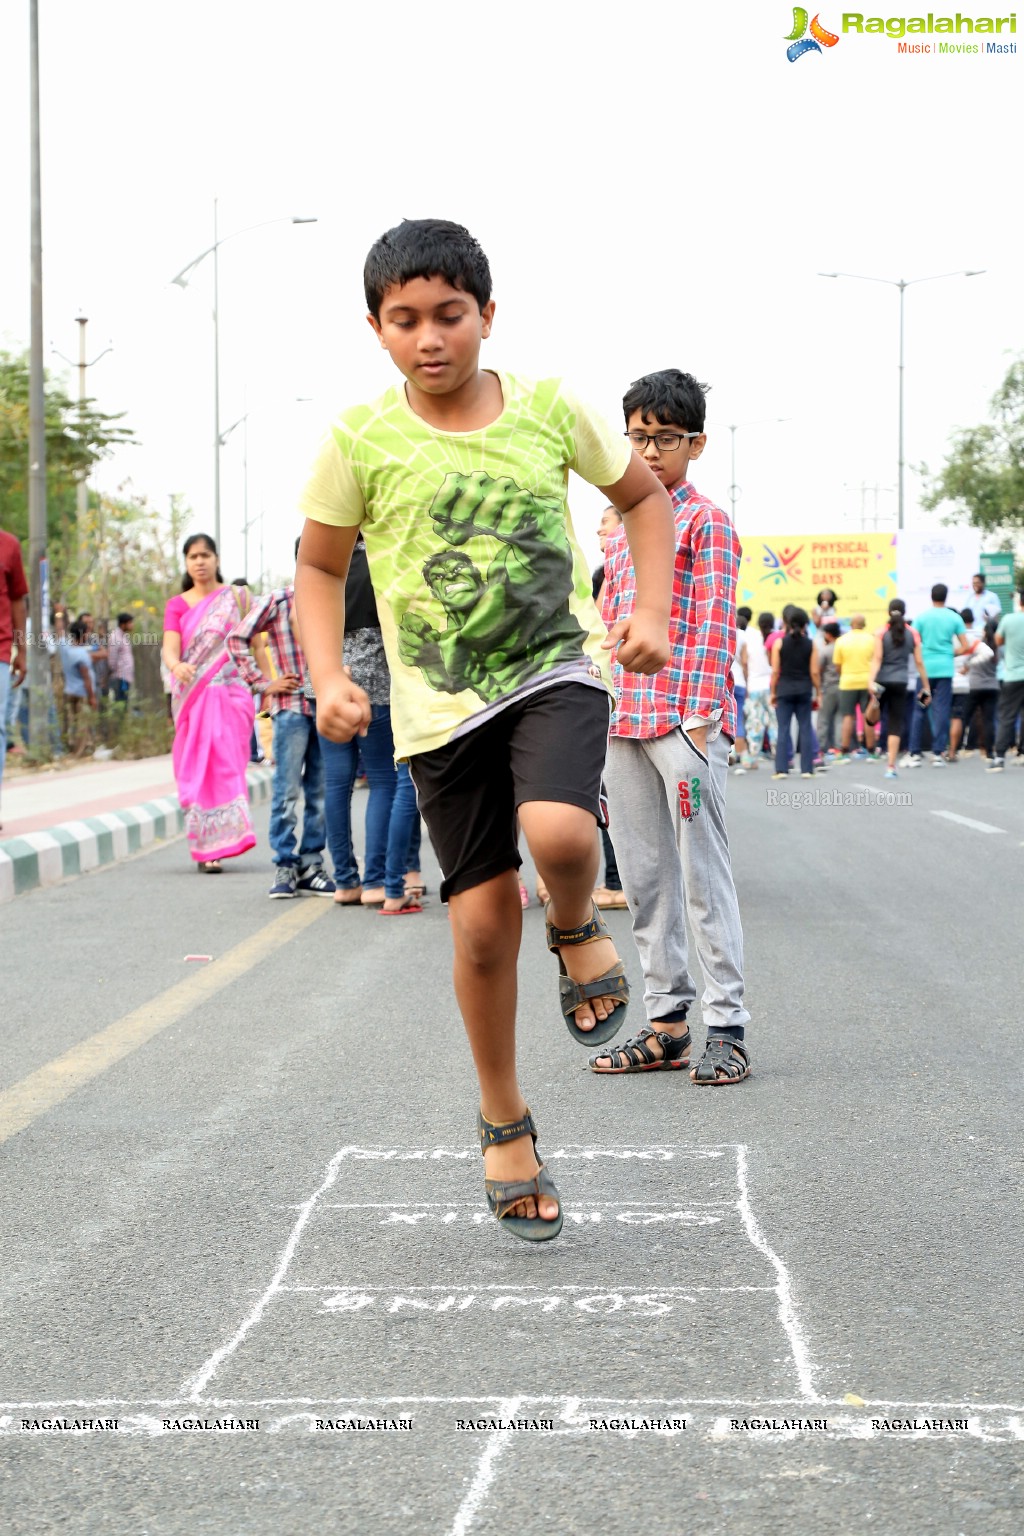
[171,206,316,556]
[818,269,985,530]
[723,418,790,523]
[26,0,50,751]
[54,317,113,604]
[212,199,221,552]
[219,412,249,578]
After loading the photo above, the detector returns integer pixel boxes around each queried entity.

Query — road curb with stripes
[0,768,274,904]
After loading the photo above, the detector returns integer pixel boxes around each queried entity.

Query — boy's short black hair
[823,621,841,639]
[622,369,709,434]
[117,611,133,626]
[931,582,948,603]
[364,219,492,320]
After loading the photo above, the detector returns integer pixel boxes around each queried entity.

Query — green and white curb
[0,768,273,903]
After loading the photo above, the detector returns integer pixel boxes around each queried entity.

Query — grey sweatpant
[605,727,750,1036]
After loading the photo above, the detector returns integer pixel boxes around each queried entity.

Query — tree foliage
[0,348,136,555]
[921,357,1024,535]
[74,487,193,621]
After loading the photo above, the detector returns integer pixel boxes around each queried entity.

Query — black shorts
[408,683,612,903]
[839,687,872,719]
[950,693,973,722]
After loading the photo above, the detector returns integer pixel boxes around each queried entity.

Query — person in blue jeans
[906,584,969,767]
[318,533,423,911]
[225,551,336,898]
[770,607,820,777]
[320,699,397,904]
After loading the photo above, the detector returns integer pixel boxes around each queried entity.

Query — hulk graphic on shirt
[396,470,587,705]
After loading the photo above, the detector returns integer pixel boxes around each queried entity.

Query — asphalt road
[2,755,1022,1534]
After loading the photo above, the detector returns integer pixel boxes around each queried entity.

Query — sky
[1,0,1020,590]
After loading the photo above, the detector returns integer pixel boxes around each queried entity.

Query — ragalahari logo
[785,7,840,58]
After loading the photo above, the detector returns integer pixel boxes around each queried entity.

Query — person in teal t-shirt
[987,595,1024,771]
[906,584,969,765]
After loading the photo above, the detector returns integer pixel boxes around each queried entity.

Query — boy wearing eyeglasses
[591,369,751,1085]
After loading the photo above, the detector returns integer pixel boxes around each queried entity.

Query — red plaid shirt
[602,481,739,740]
[226,587,313,717]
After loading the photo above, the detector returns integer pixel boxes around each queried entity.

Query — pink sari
[169,586,256,862]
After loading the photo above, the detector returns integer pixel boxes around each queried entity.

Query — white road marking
[736,1145,820,1403]
[4,1397,1024,1443]
[447,1397,522,1536]
[178,1146,349,1400]
[931,809,1005,835]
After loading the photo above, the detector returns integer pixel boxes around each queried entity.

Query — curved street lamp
[817,269,985,530]
[171,201,317,550]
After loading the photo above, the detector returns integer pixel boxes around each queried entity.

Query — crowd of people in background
[730,576,1024,778]
[3,599,142,764]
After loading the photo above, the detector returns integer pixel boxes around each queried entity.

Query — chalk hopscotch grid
[5,1147,1017,1520]
[169,1141,816,1533]
[177,1143,793,1399]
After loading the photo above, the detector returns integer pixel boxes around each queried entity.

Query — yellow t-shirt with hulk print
[299,372,631,758]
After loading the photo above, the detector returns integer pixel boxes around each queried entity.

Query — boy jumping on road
[294,219,674,1241]
[593,369,752,1084]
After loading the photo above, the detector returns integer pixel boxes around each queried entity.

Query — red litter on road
[184,954,213,963]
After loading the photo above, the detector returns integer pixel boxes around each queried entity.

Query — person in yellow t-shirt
[294,218,675,1244]
[833,614,878,756]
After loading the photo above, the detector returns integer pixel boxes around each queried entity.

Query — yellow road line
[0,899,330,1147]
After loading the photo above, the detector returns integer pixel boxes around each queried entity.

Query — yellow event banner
[737,534,898,629]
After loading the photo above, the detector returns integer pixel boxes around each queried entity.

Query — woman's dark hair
[888,604,907,646]
[621,369,709,434]
[181,533,223,592]
[984,616,1000,652]
[786,606,809,633]
[758,610,775,638]
[817,588,837,607]
[364,218,492,321]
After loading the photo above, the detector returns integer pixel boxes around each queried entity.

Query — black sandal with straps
[589,1026,692,1075]
[477,1108,563,1243]
[690,1036,751,1085]
[545,901,630,1047]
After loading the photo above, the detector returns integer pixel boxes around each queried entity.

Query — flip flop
[378,896,424,916]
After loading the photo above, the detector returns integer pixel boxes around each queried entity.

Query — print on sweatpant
[605,728,749,1035]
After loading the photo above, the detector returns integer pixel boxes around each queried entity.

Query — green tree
[84,486,193,622]
[921,356,1024,535]
[0,349,136,568]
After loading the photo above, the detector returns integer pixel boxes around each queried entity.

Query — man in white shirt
[970,574,1003,625]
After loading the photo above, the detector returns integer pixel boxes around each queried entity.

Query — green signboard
[980,551,1016,614]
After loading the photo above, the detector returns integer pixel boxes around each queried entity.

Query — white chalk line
[5,1399,1022,1447]
[333,1144,731,1162]
[5,1395,1024,1412]
[317,1199,736,1208]
[178,1147,349,1401]
[276,1284,773,1296]
[446,1396,523,1536]
[735,1144,819,1403]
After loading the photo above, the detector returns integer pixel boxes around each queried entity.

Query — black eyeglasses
[624,431,701,451]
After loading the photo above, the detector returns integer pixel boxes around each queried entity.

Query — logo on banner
[758,543,805,586]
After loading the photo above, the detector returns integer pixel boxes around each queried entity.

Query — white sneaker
[900,754,923,768]
[931,756,946,768]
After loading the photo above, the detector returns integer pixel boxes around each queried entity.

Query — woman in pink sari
[162,533,257,871]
